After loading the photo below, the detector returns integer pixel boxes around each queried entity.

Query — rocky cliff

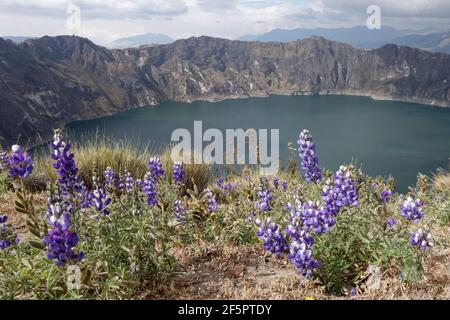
[0,35,449,146]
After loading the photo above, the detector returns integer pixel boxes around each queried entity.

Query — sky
[0,0,449,46]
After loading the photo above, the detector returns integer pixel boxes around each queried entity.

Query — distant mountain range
[0,36,35,43]
[238,26,450,54]
[111,33,174,48]
[0,35,449,146]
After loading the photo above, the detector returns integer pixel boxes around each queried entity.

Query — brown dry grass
[141,238,450,300]
[433,168,450,192]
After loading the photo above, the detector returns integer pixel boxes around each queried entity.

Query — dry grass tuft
[30,135,213,191]
[433,167,450,192]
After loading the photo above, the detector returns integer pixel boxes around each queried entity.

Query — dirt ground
[142,241,450,300]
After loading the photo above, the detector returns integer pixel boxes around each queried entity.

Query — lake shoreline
[28,92,448,150]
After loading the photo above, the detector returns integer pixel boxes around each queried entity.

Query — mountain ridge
[0,35,449,147]
[237,26,450,54]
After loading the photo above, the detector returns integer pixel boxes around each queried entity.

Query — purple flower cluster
[255,217,288,257]
[174,200,187,221]
[121,170,135,193]
[7,145,33,178]
[400,197,424,222]
[380,189,393,203]
[254,188,273,212]
[273,177,279,189]
[0,215,17,249]
[216,178,238,196]
[173,162,184,184]
[204,188,218,213]
[297,129,322,183]
[281,180,288,191]
[142,172,157,206]
[43,194,84,266]
[104,167,117,188]
[50,130,88,207]
[332,166,359,207]
[322,166,359,216]
[141,157,165,207]
[410,229,434,250]
[286,199,336,236]
[90,186,112,216]
[215,178,224,188]
[283,200,328,277]
[387,217,397,228]
[288,240,320,279]
[148,157,165,179]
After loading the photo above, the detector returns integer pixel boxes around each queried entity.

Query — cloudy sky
[0,0,449,46]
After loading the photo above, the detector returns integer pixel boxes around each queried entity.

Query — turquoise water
[67,95,450,192]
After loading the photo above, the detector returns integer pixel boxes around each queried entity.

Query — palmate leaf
[14,200,26,210]
[15,189,25,201]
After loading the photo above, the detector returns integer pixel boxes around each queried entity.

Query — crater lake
[66,95,450,192]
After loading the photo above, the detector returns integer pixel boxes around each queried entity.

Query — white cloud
[0,0,449,46]
[0,0,189,19]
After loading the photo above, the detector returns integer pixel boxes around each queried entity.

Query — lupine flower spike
[400,197,424,223]
[50,129,89,208]
[255,217,288,257]
[43,189,84,266]
[297,129,322,183]
[173,162,184,184]
[0,215,18,249]
[8,145,33,178]
[204,188,218,213]
[410,229,434,250]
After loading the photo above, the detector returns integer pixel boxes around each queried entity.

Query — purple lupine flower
[332,166,359,208]
[43,225,84,266]
[288,240,320,279]
[285,201,315,244]
[297,129,322,183]
[174,200,187,222]
[321,166,358,217]
[387,217,397,228]
[215,178,225,188]
[254,188,273,212]
[281,180,288,191]
[255,217,289,257]
[148,157,165,179]
[350,288,357,296]
[0,215,17,249]
[43,194,84,266]
[287,200,335,236]
[321,179,340,216]
[380,190,393,203]
[400,197,424,222]
[122,170,134,193]
[7,145,33,178]
[173,162,185,184]
[410,229,434,250]
[142,172,157,207]
[90,186,112,216]
[0,149,9,171]
[273,177,279,189]
[104,167,117,188]
[205,188,217,213]
[223,182,237,194]
[50,130,88,207]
